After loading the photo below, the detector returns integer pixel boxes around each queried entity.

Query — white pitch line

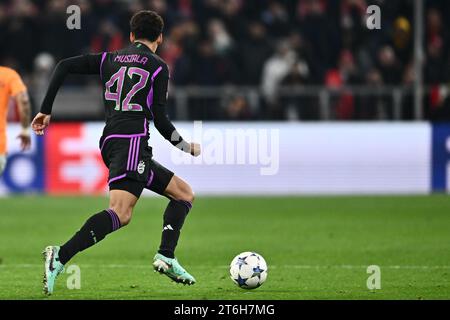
[1,264,449,269]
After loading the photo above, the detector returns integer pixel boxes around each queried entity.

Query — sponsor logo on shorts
[137,160,145,174]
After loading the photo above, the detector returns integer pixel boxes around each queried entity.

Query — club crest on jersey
[137,161,145,174]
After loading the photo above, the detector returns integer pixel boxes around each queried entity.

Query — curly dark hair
[130,10,164,42]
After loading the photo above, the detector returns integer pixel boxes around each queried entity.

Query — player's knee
[121,208,133,226]
[166,176,195,204]
[187,189,195,204]
[110,204,133,226]
[179,186,195,204]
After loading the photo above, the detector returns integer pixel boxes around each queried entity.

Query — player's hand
[17,128,31,151]
[31,112,51,136]
[190,142,201,157]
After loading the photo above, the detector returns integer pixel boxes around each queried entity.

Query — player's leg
[43,183,142,295]
[58,189,138,264]
[158,175,194,258]
[152,176,196,285]
[146,160,196,284]
[43,136,149,295]
[56,137,145,264]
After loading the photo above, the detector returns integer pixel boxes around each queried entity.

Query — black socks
[158,199,192,259]
[58,209,121,265]
[58,200,191,264]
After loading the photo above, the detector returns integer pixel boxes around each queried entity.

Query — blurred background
[2,0,450,122]
[1,0,449,196]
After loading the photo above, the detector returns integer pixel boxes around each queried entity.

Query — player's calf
[109,189,139,226]
[57,208,123,266]
[109,203,133,226]
[158,177,194,259]
[42,207,125,295]
[151,175,197,284]
[56,190,139,267]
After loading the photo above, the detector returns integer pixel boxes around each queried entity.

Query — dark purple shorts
[100,137,174,197]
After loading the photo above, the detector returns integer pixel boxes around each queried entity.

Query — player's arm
[32,54,102,135]
[15,91,31,150]
[9,70,31,150]
[152,65,200,157]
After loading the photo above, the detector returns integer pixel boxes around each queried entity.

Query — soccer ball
[229,252,268,289]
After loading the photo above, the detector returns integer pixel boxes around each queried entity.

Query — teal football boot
[153,253,196,285]
[42,246,65,295]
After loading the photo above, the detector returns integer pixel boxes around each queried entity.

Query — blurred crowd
[1,0,450,121]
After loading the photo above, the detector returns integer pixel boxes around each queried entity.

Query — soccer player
[0,65,31,175]
[31,11,201,295]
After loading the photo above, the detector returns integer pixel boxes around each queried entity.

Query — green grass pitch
[0,195,449,300]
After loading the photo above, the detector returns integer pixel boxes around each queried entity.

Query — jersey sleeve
[152,64,170,106]
[40,54,103,114]
[64,53,103,74]
[151,64,190,152]
[8,69,27,97]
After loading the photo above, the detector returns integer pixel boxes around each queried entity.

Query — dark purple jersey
[40,42,189,150]
[99,42,169,136]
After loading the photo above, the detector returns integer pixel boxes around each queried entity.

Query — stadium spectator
[377,45,402,84]
[356,68,390,120]
[224,95,253,120]
[261,40,297,118]
[239,22,273,85]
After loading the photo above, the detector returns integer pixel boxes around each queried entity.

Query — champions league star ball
[230,252,268,289]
